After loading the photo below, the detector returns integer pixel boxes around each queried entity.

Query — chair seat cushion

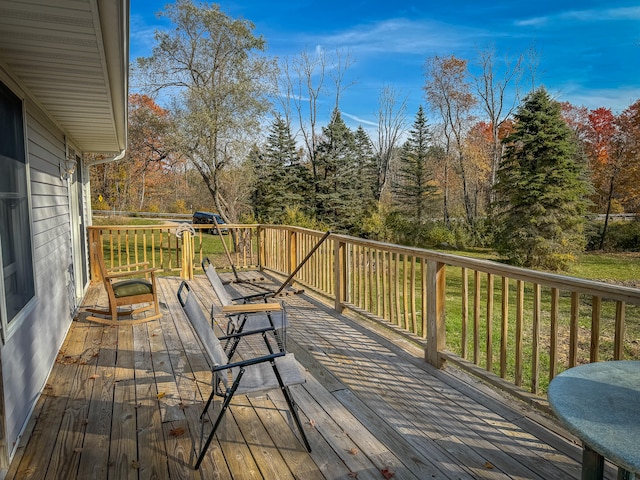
[113,279,153,298]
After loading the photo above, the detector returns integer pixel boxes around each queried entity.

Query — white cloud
[342,112,378,127]
[515,6,640,28]
[294,18,486,57]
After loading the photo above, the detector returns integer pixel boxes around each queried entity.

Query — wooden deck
[6,273,615,479]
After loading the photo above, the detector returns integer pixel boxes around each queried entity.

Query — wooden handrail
[257,225,640,396]
[87,223,640,396]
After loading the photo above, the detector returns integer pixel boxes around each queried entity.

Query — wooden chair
[85,243,161,325]
[177,281,311,469]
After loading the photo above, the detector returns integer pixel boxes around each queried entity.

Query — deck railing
[87,223,640,397]
[257,225,640,397]
[87,224,260,281]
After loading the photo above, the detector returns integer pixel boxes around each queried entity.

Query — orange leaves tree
[90,94,181,212]
[424,55,477,227]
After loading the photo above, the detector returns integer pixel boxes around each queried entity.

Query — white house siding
[1,100,77,459]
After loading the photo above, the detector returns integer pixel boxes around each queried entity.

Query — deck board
[5,274,616,480]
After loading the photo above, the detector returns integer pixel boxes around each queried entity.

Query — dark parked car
[192,211,228,234]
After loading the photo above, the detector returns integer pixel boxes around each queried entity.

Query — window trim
[0,76,37,343]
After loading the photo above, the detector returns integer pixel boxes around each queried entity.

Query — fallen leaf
[88,374,99,380]
[169,427,185,437]
[309,419,316,428]
[157,392,166,399]
[484,461,494,469]
[381,467,395,479]
[348,447,358,455]
[131,460,139,469]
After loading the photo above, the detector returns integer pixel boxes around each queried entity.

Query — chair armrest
[213,351,285,372]
[218,325,276,341]
[104,267,159,280]
[222,302,281,314]
[107,261,150,271]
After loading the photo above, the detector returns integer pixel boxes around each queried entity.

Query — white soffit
[0,0,129,153]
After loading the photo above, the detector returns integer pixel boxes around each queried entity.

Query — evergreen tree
[491,88,591,270]
[353,126,378,224]
[314,109,363,232]
[392,106,439,223]
[251,116,309,222]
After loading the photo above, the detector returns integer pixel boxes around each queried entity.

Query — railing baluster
[500,277,509,378]
[486,273,494,372]
[614,301,625,360]
[515,280,524,387]
[532,283,541,394]
[591,296,602,363]
[376,250,382,316]
[550,288,559,381]
[569,292,579,367]
[403,254,409,330]
[411,257,417,334]
[473,270,481,365]
[461,267,468,360]
[421,258,427,339]
[395,254,401,327]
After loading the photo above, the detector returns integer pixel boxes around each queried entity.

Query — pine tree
[352,126,378,224]
[251,116,309,222]
[491,88,591,270]
[392,106,439,224]
[314,109,363,232]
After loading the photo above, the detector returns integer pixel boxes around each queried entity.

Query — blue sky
[130,1,640,130]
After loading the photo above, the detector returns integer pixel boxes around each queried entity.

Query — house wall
[1,94,79,461]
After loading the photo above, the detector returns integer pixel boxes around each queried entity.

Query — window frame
[0,76,37,342]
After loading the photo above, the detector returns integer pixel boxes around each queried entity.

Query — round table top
[548,360,640,474]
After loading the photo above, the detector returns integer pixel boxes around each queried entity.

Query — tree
[392,106,439,224]
[373,85,407,200]
[135,0,273,222]
[492,88,591,270]
[126,94,181,210]
[353,125,378,214]
[611,100,640,212]
[314,109,363,232]
[424,55,477,227]
[90,94,183,212]
[250,116,310,222]
[276,49,354,210]
[474,47,526,200]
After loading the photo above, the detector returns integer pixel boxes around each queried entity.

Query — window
[0,81,34,326]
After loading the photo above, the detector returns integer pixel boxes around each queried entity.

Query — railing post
[288,229,297,275]
[180,230,194,280]
[334,239,346,313]
[426,260,446,368]
[87,227,101,282]
[257,225,264,270]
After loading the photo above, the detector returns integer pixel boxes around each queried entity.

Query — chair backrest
[202,257,234,307]
[177,281,228,368]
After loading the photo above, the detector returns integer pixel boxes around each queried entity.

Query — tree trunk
[598,176,616,250]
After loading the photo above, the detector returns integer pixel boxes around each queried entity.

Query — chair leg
[195,370,244,470]
[270,362,311,452]
[280,384,311,452]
